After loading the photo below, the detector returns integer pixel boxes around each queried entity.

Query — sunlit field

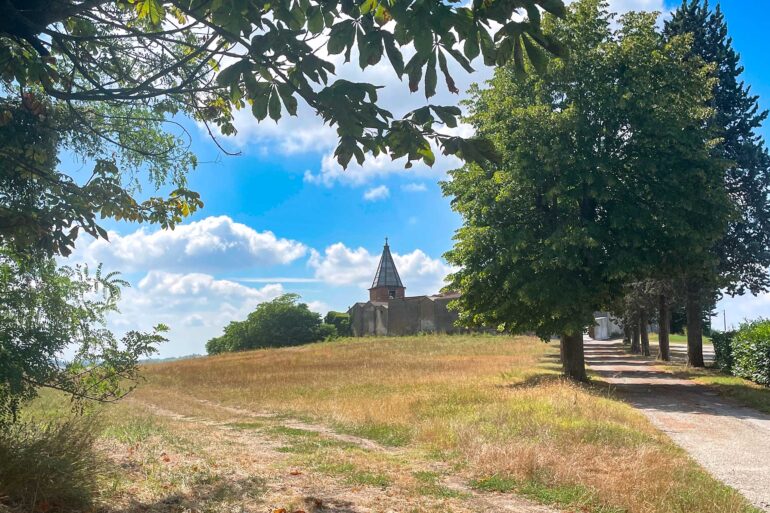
[26,335,758,513]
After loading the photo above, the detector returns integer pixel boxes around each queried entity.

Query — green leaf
[437,51,458,94]
[307,6,324,34]
[425,52,437,99]
[328,20,355,55]
[268,88,281,121]
[277,82,298,116]
[522,34,549,74]
[251,87,270,121]
[414,29,433,56]
[383,33,404,77]
[463,32,480,62]
[216,60,246,86]
[135,0,165,25]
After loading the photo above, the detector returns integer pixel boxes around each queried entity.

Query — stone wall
[349,302,389,337]
[349,295,460,336]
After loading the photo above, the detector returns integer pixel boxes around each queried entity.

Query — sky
[65,0,770,357]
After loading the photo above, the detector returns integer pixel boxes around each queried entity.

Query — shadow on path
[585,337,770,512]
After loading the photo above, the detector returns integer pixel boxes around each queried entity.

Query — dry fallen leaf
[289,470,302,475]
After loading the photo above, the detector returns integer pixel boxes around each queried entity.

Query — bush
[732,319,770,386]
[317,323,338,340]
[711,330,736,372]
[324,311,351,337]
[206,294,328,354]
[0,418,104,511]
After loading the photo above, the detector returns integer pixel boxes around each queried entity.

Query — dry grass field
[23,334,760,513]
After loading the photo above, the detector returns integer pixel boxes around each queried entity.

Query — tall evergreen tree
[665,1,770,366]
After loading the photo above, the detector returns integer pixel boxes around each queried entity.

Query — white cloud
[308,242,454,296]
[402,182,428,192]
[71,216,306,273]
[363,185,390,201]
[304,149,462,187]
[717,292,770,332]
[607,0,666,13]
[108,271,284,355]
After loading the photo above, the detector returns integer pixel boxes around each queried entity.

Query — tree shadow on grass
[107,475,362,513]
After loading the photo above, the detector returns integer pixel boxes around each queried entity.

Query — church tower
[369,238,405,301]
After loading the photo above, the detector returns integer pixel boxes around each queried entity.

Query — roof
[370,238,404,289]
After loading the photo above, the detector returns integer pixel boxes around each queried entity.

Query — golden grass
[128,334,756,513]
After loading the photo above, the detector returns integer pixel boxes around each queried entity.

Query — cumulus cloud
[71,216,306,273]
[308,242,454,296]
[108,271,284,355]
[402,183,428,192]
[304,149,462,187]
[363,185,390,201]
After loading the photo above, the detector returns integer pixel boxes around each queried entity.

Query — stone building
[348,239,460,336]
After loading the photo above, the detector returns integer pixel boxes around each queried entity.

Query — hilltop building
[348,239,460,336]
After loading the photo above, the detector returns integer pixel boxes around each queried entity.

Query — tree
[324,311,352,337]
[0,250,166,423]
[1,0,570,256]
[442,0,728,381]
[206,293,330,354]
[665,1,770,366]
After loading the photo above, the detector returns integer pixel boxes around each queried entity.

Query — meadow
[19,334,761,513]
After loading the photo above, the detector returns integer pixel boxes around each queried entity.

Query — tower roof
[370,238,404,289]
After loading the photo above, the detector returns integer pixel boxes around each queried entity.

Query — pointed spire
[371,238,403,289]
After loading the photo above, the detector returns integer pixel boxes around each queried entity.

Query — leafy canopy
[1,0,569,256]
[443,0,729,341]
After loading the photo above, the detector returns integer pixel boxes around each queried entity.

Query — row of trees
[444,0,770,380]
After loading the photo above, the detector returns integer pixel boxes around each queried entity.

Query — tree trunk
[686,287,705,367]
[658,294,670,361]
[631,323,641,354]
[640,314,650,356]
[560,332,588,382]
[623,324,631,346]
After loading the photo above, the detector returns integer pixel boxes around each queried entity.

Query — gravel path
[585,337,770,512]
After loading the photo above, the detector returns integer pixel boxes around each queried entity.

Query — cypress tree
[665,1,770,366]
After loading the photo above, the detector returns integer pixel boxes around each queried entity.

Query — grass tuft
[0,417,104,512]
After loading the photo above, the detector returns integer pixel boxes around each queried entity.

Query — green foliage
[732,320,770,386]
[711,330,736,372]
[0,417,104,511]
[0,98,201,257]
[206,294,328,354]
[324,311,352,337]
[0,249,165,423]
[0,1,569,256]
[666,2,770,298]
[443,1,729,354]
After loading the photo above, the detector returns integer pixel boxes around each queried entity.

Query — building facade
[348,239,460,337]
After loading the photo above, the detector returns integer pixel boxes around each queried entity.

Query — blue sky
[66,0,770,357]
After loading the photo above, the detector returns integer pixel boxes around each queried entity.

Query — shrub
[732,319,770,386]
[711,330,736,372]
[0,417,104,511]
[324,311,351,337]
[206,294,328,354]
[317,323,338,340]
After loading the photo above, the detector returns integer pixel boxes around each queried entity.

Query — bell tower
[369,238,405,301]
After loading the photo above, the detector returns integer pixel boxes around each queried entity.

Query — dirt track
[585,337,770,512]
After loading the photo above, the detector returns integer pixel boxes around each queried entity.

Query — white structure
[592,313,623,340]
